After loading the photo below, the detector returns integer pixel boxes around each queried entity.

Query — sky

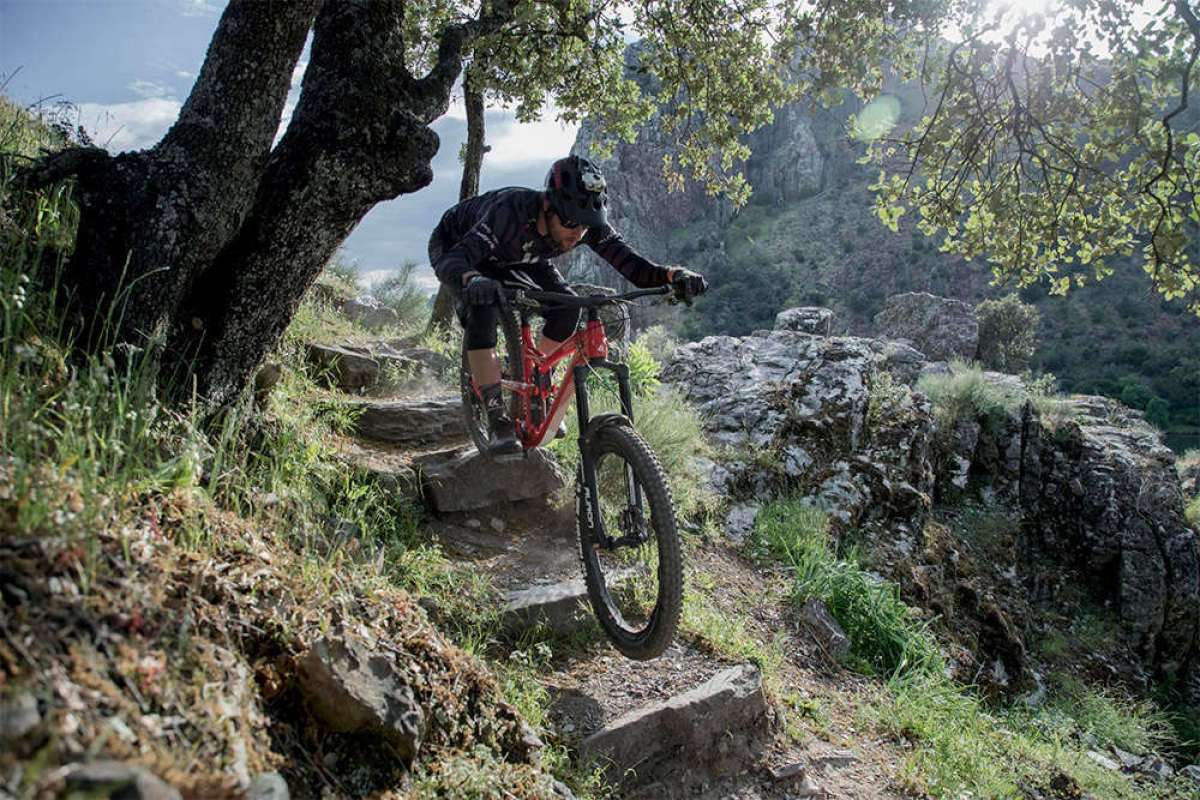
[0,0,580,290]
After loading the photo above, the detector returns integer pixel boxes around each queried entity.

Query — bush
[976,293,1039,373]
[372,261,429,326]
[634,325,680,366]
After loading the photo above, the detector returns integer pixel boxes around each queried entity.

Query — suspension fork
[574,359,646,549]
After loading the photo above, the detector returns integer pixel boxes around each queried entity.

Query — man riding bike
[429,154,708,454]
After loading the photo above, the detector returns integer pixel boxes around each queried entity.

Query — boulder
[801,598,851,660]
[579,664,770,788]
[1180,458,1200,498]
[774,307,834,336]
[247,773,290,800]
[307,343,380,391]
[297,634,424,762]
[663,331,934,535]
[873,292,979,362]
[501,578,592,636]
[343,295,400,330]
[417,446,566,513]
[63,761,181,800]
[351,398,466,447]
[725,503,759,543]
[0,691,40,743]
[866,338,928,386]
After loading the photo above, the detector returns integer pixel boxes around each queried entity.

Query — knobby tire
[577,423,682,660]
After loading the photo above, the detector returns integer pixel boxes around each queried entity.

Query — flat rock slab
[502,578,591,636]
[417,447,566,513]
[307,343,380,391]
[63,761,181,800]
[579,664,770,787]
[350,398,466,447]
[500,570,634,636]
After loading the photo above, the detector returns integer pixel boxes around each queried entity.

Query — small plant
[751,499,943,679]
[322,251,360,293]
[867,370,913,432]
[372,261,429,327]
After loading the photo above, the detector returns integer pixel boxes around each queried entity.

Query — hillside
[4,91,1200,800]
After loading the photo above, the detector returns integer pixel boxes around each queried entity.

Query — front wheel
[577,422,682,660]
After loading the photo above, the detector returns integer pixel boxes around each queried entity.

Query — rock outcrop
[873,292,979,362]
[663,329,934,538]
[775,306,834,336]
[1017,396,1200,691]
[667,308,1200,699]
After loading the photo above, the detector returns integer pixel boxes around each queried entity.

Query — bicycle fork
[574,360,649,550]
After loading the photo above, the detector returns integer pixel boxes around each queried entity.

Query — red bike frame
[499,315,610,449]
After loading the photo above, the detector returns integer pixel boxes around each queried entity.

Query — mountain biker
[429,154,709,454]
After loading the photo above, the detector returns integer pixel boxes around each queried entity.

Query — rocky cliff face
[565,49,829,284]
[663,301,1200,701]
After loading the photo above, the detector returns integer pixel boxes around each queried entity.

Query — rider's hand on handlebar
[464,275,502,306]
[668,267,708,304]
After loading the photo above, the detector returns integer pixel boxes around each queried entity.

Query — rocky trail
[294,294,1200,798]
[317,335,919,799]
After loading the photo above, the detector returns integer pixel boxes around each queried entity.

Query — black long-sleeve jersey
[430,187,672,289]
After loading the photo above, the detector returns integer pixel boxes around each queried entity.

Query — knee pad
[462,302,499,350]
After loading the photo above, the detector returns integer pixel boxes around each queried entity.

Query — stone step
[500,569,642,637]
[501,578,592,637]
[350,397,467,447]
[415,446,566,513]
[578,664,771,789]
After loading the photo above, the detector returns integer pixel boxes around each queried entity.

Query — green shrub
[976,293,1040,373]
[372,260,429,327]
[634,324,680,366]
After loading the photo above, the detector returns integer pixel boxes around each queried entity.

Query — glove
[464,275,501,306]
[669,267,708,302]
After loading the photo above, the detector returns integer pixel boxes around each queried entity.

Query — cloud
[485,114,579,167]
[175,70,196,80]
[128,79,172,99]
[77,98,182,153]
[179,0,221,17]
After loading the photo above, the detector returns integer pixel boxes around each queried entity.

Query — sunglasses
[553,211,585,230]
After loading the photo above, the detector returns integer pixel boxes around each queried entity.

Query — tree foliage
[867,0,1200,314]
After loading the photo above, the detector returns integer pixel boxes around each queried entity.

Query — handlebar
[501,285,674,310]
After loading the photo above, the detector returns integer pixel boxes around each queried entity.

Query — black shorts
[430,234,580,349]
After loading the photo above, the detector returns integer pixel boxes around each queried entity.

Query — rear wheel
[577,422,682,660]
[460,304,524,454]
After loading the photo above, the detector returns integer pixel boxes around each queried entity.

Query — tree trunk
[430,68,490,331]
[41,0,511,408]
[64,0,318,354]
[459,69,488,200]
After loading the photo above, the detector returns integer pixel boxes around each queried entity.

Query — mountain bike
[459,286,682,660]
